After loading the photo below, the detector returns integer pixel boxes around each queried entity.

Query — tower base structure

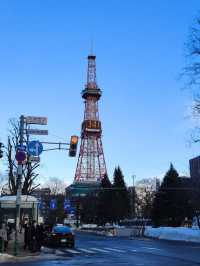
[66,181,100,199]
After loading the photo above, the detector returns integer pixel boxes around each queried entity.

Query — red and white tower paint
[74,55,107,183]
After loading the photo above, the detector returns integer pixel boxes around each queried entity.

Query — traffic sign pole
[15,115,24,256]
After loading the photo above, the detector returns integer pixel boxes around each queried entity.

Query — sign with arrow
[50,199,57,209]
[28,141,43,156]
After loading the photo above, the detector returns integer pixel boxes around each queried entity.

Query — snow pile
[145,226,200,243]
[0,253,15,262]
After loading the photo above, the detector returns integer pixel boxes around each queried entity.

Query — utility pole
[14,115,24,256]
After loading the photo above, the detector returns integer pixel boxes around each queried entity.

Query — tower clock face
[85,120,101,130]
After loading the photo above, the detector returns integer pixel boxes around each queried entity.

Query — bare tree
[44,177,66,195]
[182,17,200,141]
[3,118,40,195]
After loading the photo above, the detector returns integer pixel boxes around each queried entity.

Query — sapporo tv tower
[74,54,107,184]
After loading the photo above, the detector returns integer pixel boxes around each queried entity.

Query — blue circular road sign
[28,141,43,156]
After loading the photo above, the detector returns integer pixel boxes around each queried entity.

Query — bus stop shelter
[0,195,39,223]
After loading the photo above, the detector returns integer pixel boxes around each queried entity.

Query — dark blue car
[44,225,75,248]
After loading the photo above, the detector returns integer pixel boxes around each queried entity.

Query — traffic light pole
[14,115,24,256]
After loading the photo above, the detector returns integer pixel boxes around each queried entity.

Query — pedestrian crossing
[42,246,157,257]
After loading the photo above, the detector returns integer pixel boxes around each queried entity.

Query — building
[190,156,200,181]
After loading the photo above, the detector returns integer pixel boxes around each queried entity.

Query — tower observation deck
[74,55,107,183]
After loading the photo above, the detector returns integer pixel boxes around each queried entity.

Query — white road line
[104,248,126,253]
[142,247,161,250]
[78,248,96,254]
[42,247,54,254]
[65,248,81,254]
[55,250,66,255]
[90,248,110,253]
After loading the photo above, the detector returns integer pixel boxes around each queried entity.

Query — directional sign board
[27,129,48,135]
[64,199,71,210]
[50,199,57,209]
[25,116,48,125]
[28,141,43,156]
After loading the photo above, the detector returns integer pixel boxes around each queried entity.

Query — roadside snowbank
[145,226,200,243]
[0,253,15,262]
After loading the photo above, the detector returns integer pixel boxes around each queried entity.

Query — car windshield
[52,226,71,234]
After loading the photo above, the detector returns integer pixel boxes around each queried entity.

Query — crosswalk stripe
[42,247,54,254]
[55,250,66,255]
[65,248,81,254]
[90,248,110,253]
[104,248,126,253]
[78,248,96,254]
[142,247,161,251]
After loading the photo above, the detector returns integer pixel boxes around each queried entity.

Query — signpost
[15,115,25,256]
[28,141,43,156]
[14,114,48,256]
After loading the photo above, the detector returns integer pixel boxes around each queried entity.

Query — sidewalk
[0,230,42,263]
[6,230,40,257]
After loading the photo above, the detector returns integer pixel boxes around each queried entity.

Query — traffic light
[0,143,3,159]
[69,136,78,157]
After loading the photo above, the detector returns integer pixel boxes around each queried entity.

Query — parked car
[43,225,75,248]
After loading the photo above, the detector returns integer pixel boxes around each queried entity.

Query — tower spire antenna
[74,54,107,183]
[90,34,94,55]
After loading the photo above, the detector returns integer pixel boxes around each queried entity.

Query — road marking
[55,250,66,255]
[142,247,161,250]
[78,248,96,254]
[42,247,54,254]
[90,248,110,253]
[104,248,126,253]
[65,248,81,254]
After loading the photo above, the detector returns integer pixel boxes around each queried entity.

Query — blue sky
[0,0,200,186]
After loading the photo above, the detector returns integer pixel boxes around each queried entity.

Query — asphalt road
[1,231,200,266]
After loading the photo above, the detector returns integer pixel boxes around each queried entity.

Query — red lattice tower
[74,55,107,183]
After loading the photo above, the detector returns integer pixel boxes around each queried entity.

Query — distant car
[44,225,75,248]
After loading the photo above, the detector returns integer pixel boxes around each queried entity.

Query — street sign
[15,151,26,163]
[17,145,26,152]
[50,199,57,209]
[28,141,43,156]
[27,129,48,135]
[68,207,76,215]
[64,199,71,210]
[25,116,48,125]
[28,156,40,163]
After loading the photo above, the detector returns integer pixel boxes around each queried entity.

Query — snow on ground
[145,226,200,243]
[0,253,15,262]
